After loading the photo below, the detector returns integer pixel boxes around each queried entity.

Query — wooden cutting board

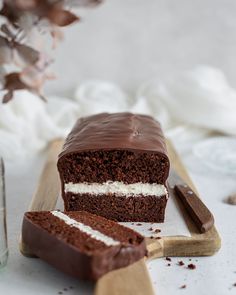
[20,139,221,295]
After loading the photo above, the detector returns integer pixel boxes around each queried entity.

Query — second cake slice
[22,210,146,280]
[57,112,170,222]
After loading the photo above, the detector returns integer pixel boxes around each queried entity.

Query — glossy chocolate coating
[22,213,147,281]
[58,112,170,181]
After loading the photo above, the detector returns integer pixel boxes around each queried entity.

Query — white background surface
[48,0,236,96]
[1,1,236,294]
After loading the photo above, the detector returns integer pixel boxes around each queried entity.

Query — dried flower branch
[0,0,102,103]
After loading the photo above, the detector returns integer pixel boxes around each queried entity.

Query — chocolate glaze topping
[58,112,170,180]
[22,211,147,280]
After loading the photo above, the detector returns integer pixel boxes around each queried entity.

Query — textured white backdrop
[47,0,236,96]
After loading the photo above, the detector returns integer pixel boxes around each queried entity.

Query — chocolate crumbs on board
[165,257,172,261]
[167,263,171,266]
[180,285,186,289]
[154,228,161,233]
[178,261,185,266]
[187,263,196,270]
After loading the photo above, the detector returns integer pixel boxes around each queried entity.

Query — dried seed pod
[227,194,236,205]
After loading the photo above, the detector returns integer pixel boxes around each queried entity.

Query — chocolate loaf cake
[22,210,146,280]
[58,113,170,222]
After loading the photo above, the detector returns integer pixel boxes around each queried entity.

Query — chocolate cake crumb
[63,288,68,291]
[165,257,172,262]
[148,227,153,231]
[58,292,63,295]
[156,237,161,239]
[187,263,196,270]
[150,236,154,239]
[178,261,185,266]
[167,263,171,266]
[233,283,236,287]
[136,223,142,226]
[154,228,161,233]
[189,258,192,261]
[180,285,186,289]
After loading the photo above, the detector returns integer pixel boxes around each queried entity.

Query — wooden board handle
[95,259,155,295]
[146,238,164,260]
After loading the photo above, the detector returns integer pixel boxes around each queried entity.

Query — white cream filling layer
[51,211,120,246]
[65,181,167,197]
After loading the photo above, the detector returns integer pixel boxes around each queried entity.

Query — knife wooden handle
[174,184,214,233]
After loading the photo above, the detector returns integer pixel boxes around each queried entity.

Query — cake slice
[57,112,170,222]
[22,210,146,280]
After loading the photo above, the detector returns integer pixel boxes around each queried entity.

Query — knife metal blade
[168,168,214,233]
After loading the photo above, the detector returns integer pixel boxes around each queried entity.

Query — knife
[0,158,8,268]
[168,168,214,233]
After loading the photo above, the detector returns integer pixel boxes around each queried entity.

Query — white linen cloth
[0,65,236,161]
